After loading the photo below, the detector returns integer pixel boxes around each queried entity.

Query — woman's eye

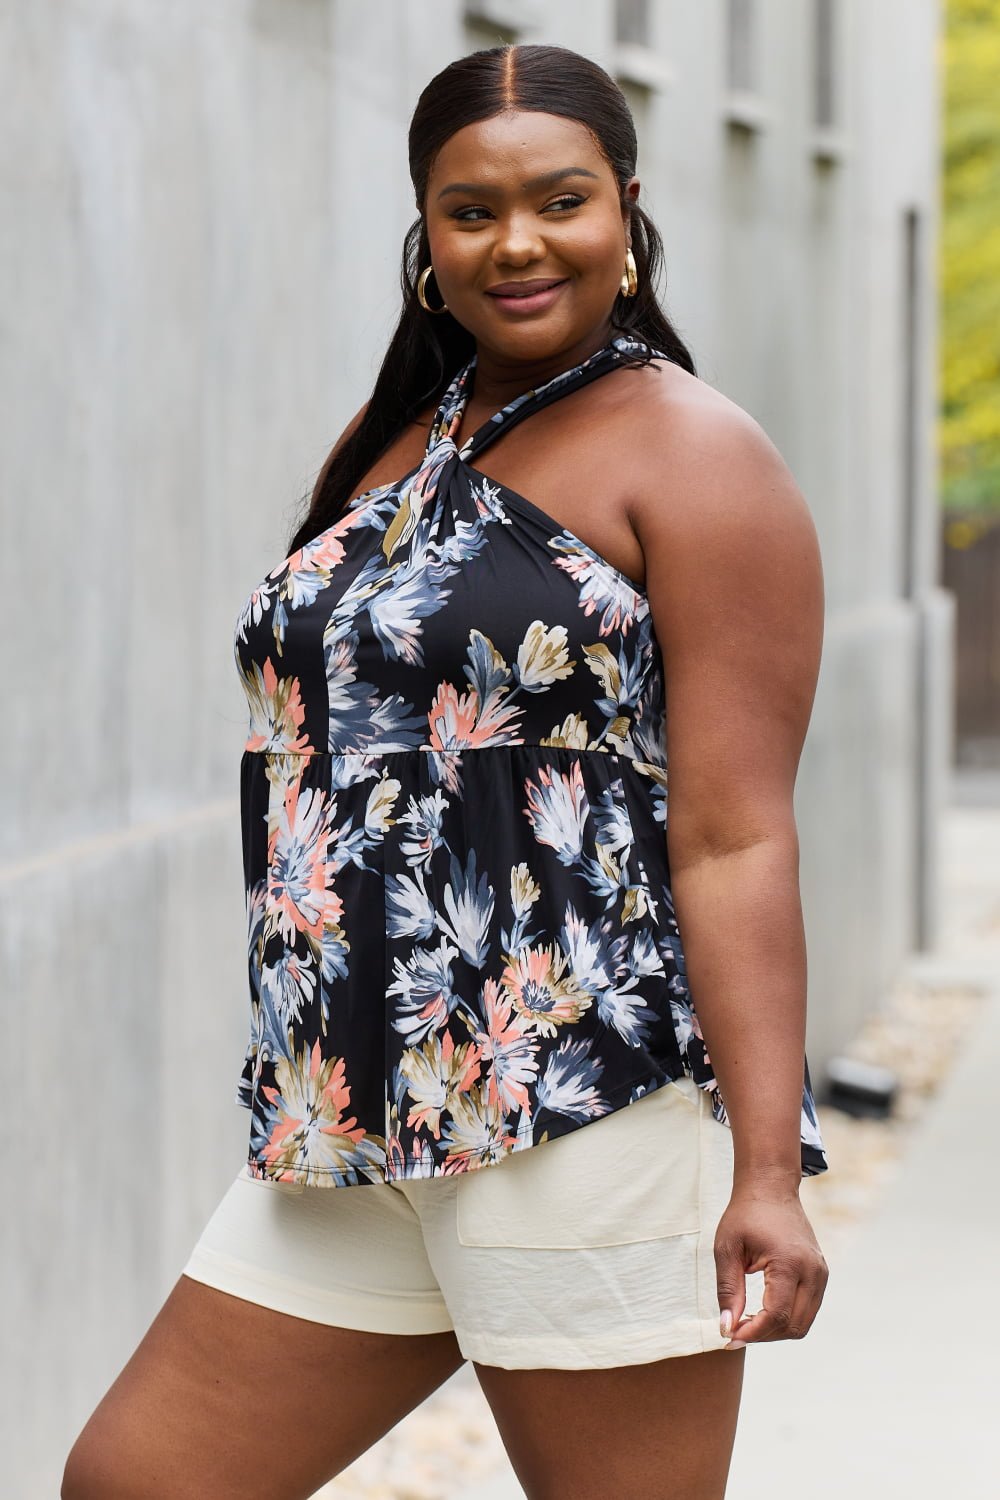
[453,195,586,223]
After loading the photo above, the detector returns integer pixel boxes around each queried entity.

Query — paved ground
[321,778,1000,1500]
[727,1000,999,1497]
[724,786,1000,1499]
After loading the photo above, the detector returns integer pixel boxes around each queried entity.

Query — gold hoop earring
[620,248,638,298]
[417,265,449,314]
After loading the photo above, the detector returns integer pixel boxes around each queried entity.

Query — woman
[64,42,829,1500]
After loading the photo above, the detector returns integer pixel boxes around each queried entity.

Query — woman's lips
[485,280,569,314]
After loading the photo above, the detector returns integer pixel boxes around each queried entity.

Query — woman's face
[423,109,638,366]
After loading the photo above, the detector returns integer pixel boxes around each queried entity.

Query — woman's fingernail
[720,1310,732,1337]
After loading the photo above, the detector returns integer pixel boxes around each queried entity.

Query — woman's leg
[473,1348,746,1500]
[61,1273,465,1500]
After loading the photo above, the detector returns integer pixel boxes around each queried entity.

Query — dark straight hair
[286,41,696,556]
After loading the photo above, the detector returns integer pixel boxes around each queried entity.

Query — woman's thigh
[474,1347,745,1500]
[61,1274,465,1500]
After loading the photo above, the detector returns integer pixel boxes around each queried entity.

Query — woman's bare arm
[632,372,829,1345]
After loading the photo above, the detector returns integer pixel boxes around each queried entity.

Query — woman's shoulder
[313,399,371,494]
[620,353,812,543]
[620,353,776,470]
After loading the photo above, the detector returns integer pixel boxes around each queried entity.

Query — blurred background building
[938,0,1000,769]
[1,0,957,1491]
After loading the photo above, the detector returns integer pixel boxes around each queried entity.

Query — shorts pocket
[455,1078,703,1250]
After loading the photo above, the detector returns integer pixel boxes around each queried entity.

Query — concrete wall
[0,1,947,1489]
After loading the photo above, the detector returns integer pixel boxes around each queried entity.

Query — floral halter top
[232,333,829,1187]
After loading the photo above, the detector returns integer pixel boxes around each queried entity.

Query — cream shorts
[182,1074,759,1370]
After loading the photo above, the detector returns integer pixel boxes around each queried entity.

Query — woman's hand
[714,1183,829,1348]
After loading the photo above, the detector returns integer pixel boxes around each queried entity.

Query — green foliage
[941,0,1000,509]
